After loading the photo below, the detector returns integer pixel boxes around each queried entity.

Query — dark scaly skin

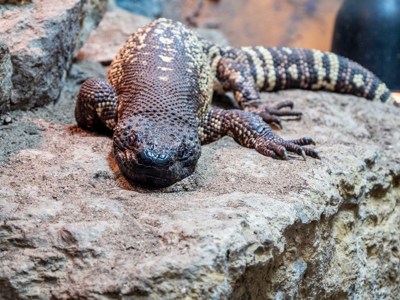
[75,18,397,187]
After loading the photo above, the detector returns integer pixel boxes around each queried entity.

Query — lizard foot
[254,128,319,160]
[245,99,302,128]
[199,108,319,160]
[75,78,118,131]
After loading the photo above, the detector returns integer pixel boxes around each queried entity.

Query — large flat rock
[0,0,107,113]
[0,68,399,299]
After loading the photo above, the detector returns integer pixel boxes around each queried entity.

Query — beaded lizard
[75,18,397,187]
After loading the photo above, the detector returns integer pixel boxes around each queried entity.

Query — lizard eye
[177,143,194,161]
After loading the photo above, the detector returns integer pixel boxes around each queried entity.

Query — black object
[332,0,400,91]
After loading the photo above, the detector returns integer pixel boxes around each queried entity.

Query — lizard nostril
[138,150,172,167]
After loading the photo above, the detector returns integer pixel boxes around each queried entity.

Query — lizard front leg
[199,109,319,160]
[75,78,119,132]
[216,56,302,127]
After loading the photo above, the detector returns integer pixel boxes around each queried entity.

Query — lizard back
[108,18,213,121]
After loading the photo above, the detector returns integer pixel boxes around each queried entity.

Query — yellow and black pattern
[205,45,395,107]
[199,108,318,159]
[75,18,397,187]
[251,47,393,103]
[75,78,118,131]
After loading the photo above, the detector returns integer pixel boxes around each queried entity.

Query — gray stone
[0,85,399,298]
[76,8,151,64]
[3,116,12,125]
[0,41,12,113]
[0,0,107,112]
[68,60,107,83]
[116,0,164,18]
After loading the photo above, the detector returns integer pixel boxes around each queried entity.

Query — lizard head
[113,116,201,188]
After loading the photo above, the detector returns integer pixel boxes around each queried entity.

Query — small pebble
[3,116,12,125]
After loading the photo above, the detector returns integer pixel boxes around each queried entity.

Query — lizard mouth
[127,165,195,187]
[113,146,198,187]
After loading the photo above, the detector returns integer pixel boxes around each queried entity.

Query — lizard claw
[273,99,295,110]
[300,149,307,161]
[254,129,319,160]
[258,112,282,129]
[286,137,317,146]
[245,100,302,125]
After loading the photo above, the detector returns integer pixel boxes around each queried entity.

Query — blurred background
[113,0,400,90]
[116,0,343,50]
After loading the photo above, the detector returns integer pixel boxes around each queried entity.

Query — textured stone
[68,59,107,83]
[0,76,399,299]
[0,41,12,113]
[76,8,151,64]
[0,0,107,112]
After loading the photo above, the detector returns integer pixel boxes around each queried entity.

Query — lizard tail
[240,47,396,105]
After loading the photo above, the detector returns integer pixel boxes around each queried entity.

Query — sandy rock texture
[0,58,399,299]
[0,0,107,113]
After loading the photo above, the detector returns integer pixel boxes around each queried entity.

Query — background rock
[0,41,12,113]
[76,11,229,65]
[115,0,164,18]
[0,0,107,113]
[0,61,399,298]
[162,0,343,50]
[76,8,151,64]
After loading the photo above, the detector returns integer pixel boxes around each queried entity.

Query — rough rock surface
[76,8,151,64]
[0,59,399,298]
[0,41,12,113]
[0,0,107,113]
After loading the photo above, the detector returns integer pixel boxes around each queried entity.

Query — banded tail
[231,46,397,106]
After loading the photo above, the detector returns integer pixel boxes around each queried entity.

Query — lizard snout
[137,150,173,167]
